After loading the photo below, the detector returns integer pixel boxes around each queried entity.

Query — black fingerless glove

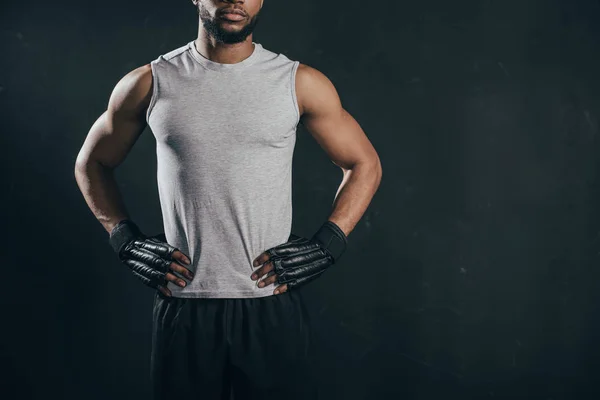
[267,220,348,290]
[108,219,177,290]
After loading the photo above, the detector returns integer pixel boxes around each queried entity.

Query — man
[74,0,382,399]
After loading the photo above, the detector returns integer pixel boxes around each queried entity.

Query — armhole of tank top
[290,61,301,126]
[146,60,159,124]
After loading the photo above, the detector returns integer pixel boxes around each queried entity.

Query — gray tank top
[146,40,300,298]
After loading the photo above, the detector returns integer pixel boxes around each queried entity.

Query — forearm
[327,160,382,237]
[74,159,130,234]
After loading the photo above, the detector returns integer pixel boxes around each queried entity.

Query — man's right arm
[74,64,153,234]
[75,65,194,296]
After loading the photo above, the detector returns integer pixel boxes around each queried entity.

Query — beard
[198,5,260,44]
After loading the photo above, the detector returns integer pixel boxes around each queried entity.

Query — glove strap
[109,219,142,255]
[311,220,348,262]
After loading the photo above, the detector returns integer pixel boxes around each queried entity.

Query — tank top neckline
[187,40,263,71]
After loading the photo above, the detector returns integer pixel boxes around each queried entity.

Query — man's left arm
[295,63,382,236]
[251,63,382,294]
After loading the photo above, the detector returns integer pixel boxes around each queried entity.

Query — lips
[219,8,247,22]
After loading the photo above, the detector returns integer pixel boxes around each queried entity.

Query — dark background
[2,0,600,398]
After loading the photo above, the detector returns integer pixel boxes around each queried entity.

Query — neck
[195,27,255,64]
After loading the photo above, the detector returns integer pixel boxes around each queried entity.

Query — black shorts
[150,289,318,400]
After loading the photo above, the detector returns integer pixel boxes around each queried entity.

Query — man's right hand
[109,219,194,298]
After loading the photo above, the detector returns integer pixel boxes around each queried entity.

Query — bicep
[297,65,377,170]
[77,65,153,169]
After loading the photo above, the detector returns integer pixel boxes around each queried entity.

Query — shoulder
[295,63,341,116]
[109,64,153,115]
[112,42,190,105]
[296,63,331,86]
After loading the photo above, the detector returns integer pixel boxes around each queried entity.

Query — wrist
[109,219,143,255]
[311,220,348,262]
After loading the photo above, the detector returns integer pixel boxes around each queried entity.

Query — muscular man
[75,0,382,399]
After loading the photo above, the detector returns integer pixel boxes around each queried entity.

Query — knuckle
[165,272,176,281]
[170,263,183,273]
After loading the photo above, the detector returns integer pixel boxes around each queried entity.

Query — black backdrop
[1,0,600,399]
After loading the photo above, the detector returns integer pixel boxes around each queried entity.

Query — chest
[150,73,298,151]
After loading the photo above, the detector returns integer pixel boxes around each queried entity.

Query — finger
[257,273,278,288]
[169,261,195,280]
[131,269,153,287]
[146,235,187,264]
[172,250,192,266]
[158,285,172,298]
[277,247,329,268]
[251,260,274,280]
[124,259,168,284]
[126,246,172,272]
[165,272,187,288]
[137,238,177,260]
[267,239,317,258]
[273,283,288,295]
[252,251,270,268]
[275,257,330,282]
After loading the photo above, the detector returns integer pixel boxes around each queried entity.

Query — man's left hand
[250,221,348,294]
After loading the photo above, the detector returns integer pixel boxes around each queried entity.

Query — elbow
[363,155,382,190]
[74,153,91,187]
[373,158,382,187]
[364,154,382,182]
[351,157,382,186]
[74,151,86,177]
[74,149,93,177]
[74,152,107,185]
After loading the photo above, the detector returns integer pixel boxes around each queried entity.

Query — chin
[220,28,246,36]
[219,22,245,29]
